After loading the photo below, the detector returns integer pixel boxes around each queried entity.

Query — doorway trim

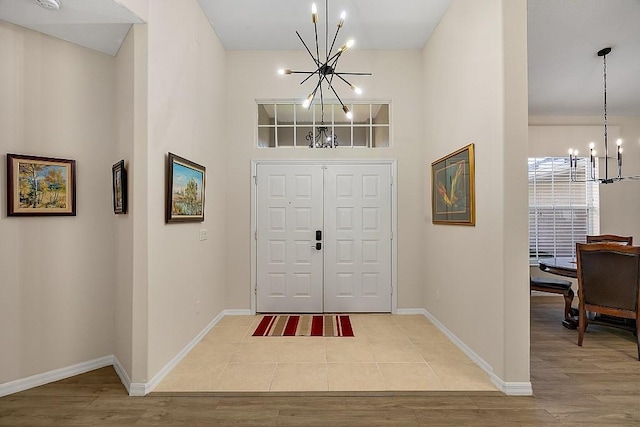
[250,159,398,315]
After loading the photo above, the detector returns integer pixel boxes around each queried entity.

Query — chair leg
[578,304,587,347]
[563,289,574,321]
[636,316,639,361]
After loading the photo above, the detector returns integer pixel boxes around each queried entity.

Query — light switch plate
[199,229,207,241]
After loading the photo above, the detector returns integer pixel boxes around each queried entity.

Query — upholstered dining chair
[586,234,633,245]
[575,243,640,360]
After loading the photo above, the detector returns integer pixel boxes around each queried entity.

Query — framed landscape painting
[166,153,205,223]
[431,143,475,226]
[6,153,76,216]
[112,160,127,214]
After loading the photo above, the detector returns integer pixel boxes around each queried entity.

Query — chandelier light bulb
[340,39,355,52]
[303,94,313,109]
[350,84,362,95]
[342,105,353,119]
[616,138,622,146]
[574,150,578,156]
[338,11,346,27]
[618,147,623,154]
[568,149,574,155]
[589,142,595,150]
[312,3,318,23]
[278,69,285,75]
[592,150,596,156]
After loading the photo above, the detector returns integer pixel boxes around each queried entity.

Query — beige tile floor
[154,314,498,393]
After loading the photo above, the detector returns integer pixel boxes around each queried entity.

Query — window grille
[257,101,390,148]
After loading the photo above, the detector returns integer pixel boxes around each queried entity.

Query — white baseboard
[0,355,113,398]
[396,308,428,315]
[404,308,533,396]
[141,308,248,395]
[112,355,131,395]
[223,309,252,316]
[491,379,534,396]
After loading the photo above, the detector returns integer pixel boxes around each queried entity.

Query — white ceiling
[527,0,640,116]
[0,0,142,56]
[197,0,451,50]
[1,0,639,116]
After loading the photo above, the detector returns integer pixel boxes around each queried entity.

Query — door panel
[324,164,392,312]
[256,163,392,313]
[256,165,324,313]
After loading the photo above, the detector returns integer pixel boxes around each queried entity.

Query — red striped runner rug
[252,315,354,337]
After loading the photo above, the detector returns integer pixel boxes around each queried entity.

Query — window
[528,157,599,263]
[257,101,390,148]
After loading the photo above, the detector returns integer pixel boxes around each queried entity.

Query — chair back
[586,234,633,245]
[576,243,640,312]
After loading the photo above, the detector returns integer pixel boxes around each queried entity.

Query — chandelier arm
[334,72,373,76]
[324,49,344,66]
[321,66,338,95]
[333,73,355,88]
[327,19,342,61]
[287,70,317,74]
[306,76,323,108]
[324,76,348,111]
[299,71,319,86]
[296,31,320,66]
[313,19,321,69]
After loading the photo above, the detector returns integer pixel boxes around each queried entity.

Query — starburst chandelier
[568,47,640,184]
[278,0,371,148]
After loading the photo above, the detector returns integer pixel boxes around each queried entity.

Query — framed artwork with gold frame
[431,143,475,225]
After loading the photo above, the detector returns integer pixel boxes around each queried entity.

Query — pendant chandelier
[278,0,371,148]
[568,47,640,184]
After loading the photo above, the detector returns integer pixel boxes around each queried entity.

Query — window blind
[528,157,599,262]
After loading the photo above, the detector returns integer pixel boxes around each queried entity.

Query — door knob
[312,242,322,250]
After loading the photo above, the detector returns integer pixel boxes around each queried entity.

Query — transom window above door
[257,101,390,148]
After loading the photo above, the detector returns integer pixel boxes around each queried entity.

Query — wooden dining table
[538,257,577,279]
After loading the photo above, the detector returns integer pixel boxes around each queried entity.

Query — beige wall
[114,26,135,378]
[0,21,116,383]
[145,0,228,379]
[529,116,640,243]
[1,0,543,391]
[114,24,151,383]
[224,50,426,310]
[422,0,530,384]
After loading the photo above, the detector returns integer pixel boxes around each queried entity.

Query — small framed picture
[431,143,475,226]
[6,153,76,216]
[166,153,205,223]
[112,160,127,214]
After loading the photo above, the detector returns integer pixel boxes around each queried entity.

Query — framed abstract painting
[431,143,475,226]
[166,153,205,223]
[6,153,76,216]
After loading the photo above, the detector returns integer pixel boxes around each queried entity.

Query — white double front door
[256,163,392,313]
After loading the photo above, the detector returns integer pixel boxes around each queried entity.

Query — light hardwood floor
[1,298,639,426]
